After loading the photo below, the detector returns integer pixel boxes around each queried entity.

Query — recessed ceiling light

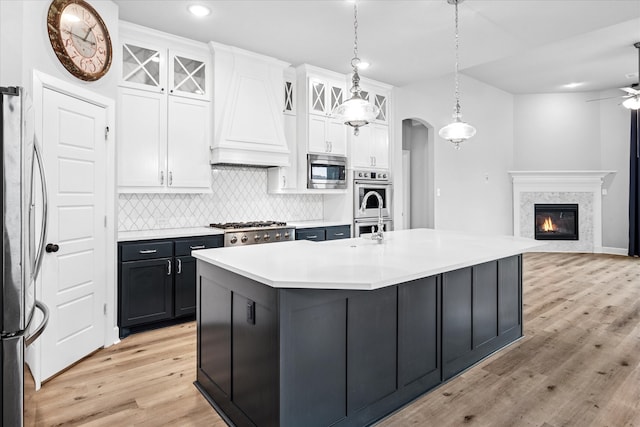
[357,61,370,70]
[188,4,211,17]
[563,82,584,89]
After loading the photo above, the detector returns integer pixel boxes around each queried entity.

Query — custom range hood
[210,42,290,167]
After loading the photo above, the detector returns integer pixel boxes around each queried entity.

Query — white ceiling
[113,0,640,94]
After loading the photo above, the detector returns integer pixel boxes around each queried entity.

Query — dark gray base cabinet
[118,235,223,336]
[196,255,522,427]
[295,225,351,241]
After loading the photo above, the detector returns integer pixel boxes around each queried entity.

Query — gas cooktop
[209,221,288,230]
[209,221,294,246]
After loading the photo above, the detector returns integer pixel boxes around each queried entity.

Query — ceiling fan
[588,42,640,110]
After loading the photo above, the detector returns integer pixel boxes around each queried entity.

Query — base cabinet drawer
[296,228,326,241]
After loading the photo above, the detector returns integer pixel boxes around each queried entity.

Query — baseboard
[598,246,628,256]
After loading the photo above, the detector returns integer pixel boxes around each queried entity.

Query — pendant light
[333,1,379,136]
[439,0,476,149]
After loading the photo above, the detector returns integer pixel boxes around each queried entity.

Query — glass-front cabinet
[117,22,212,193]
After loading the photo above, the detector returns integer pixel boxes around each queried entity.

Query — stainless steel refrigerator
[1,86,49,426]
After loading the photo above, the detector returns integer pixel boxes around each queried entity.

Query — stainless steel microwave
[307,154,347,189]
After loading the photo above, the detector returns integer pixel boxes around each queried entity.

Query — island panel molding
[509,170,615,253]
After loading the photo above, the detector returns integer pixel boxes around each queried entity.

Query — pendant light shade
[439,0,476,148]
[333,2,379,136]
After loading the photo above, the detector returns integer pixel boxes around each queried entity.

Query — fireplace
[534,204,578,240]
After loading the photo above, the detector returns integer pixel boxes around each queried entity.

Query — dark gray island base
[195,255,522,427]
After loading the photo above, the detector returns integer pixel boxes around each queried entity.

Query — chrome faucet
[359,191,385,242]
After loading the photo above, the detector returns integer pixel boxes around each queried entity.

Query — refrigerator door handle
[25,300,49,347]
[32,137,49,278]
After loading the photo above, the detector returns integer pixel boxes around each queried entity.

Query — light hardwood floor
[25,253,640,427]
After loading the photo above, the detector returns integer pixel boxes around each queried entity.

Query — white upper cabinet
[268,68,298,193]
[298,65,347,156]
[210,42,290,167]
[117,22,211,193]
[349,78,393,170]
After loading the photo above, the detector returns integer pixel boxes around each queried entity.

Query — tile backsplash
[118,166,323,231]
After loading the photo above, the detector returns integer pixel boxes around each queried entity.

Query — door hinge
[105,126,109,141]
[103,303,107,315]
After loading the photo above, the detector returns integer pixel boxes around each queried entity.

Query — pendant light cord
[454,0,461,117]
[352,2,360,68]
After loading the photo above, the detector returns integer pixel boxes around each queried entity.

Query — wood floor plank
[25,253,640,426]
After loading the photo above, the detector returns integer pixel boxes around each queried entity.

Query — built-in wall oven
[353,170,393,236]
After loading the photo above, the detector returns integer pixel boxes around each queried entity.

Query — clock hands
[63,29,96,46]
[82,23,96,42]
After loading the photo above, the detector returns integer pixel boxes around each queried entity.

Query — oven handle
[354,181,391,186]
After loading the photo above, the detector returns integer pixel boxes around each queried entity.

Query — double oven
[353,170,393,237]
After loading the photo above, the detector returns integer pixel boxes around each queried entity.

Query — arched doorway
[401,118,435,229]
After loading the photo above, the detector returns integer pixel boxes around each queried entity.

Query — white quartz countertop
[192,228,544,290]
[118,227,224,242]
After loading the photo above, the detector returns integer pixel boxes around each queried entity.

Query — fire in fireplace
[534,204,578,240]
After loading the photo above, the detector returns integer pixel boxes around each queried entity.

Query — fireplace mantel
[509,170,616,253]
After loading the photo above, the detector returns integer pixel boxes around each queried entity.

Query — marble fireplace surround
[509,171,615,253]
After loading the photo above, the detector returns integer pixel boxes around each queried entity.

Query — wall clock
[47,0,112,81]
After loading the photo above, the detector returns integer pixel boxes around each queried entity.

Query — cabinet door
[327,119,347,155]
[308,115,328,154]
[117,87,167,189]
[350,125,373,169]
[120,258,173,327]
[169,49,209,100]
[167,96,211,190]
[121,41,166,92]
[327,81,345,115]
[371,125,389,169]
[175,255,196,317]
[374,93,388,124]
[308,78,327,117]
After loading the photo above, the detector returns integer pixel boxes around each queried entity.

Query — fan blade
[586,94,628,102]
[620,86,640,95]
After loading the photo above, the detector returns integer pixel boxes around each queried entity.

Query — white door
[371,125,389,169]
[40,87,107,381]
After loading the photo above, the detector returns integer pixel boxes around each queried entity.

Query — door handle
[32,139,49,277]
[45,243,59,253]
[25,300,49,347]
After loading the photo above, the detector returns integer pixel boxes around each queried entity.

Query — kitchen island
[192,229,541,427]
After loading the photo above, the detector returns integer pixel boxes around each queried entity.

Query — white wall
[0,1,24,86]
[514,93,601,170]
[513,91,629,251]
[393,74,515,236]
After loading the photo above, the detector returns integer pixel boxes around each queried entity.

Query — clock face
[47,0,112,81]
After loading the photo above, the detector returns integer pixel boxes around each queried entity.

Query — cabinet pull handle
[177,258,182,274]
[169,171,173,186]
[282,176,286,188]
[333,233,345,236]
[373,156,376,166]
[190,245,205,250]
[167,259,172,276]
[329,141,332,152]
[160,170,164,185]
[307,235,317,239]
[139,249,157,254]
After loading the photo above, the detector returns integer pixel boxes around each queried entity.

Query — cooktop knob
[382,173,387,179]
[230,236,238,244]
[241,235,248,243]
[358,172,363,177]
[254,234,261,242]
[284,232,290,239]
[263,233,271,241]
[275,233,281,240]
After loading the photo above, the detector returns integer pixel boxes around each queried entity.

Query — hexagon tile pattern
[118,166,324,231]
